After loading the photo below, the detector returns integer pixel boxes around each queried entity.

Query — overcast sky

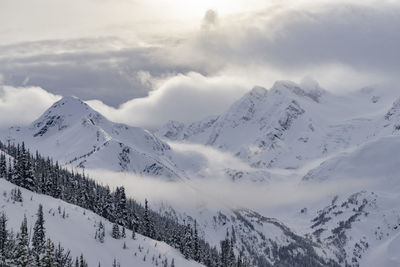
[0,0,399,129]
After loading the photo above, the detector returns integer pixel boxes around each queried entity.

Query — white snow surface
[0,178,203,267]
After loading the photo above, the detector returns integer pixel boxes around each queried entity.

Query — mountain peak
[249,86,267,98]
[30,95,103,137]
[271,80,324,102]
[50,95,90,112]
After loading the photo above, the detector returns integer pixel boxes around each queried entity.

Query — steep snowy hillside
[1,96,180,178]
[0,178,202,267]
[157,81,395,170]
[159,205,340,267]
[296,135,400,266]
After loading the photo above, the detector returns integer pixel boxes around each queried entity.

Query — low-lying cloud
[85,139,375,216]
[0,85,60,129]
[87,72,250,129]
[86,168,371,218]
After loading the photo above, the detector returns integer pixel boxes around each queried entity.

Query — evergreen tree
[131,229,136,240]
[112,223,120,239]
[79,254,88,267]
[0,212,8,265]
[11,188,23,202]
[0,153,6,178]
[115,187,128,226]
[181,223,193,259]
[121,227,126,238]
[96,221,105,243]
[193,220,200,261]
[55,243,73,267]
[32,204,46,259]
[41,239,57,267]
[14,215,30,267]
[143,199,155,238]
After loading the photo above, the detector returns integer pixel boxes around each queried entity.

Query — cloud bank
[1,1,400,129]
[0,85,60,129]
[87,72,250,129]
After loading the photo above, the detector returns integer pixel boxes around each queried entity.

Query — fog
[84,140,375,218]
[86,167,372,218]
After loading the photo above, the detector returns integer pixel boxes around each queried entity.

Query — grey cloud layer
[1,1,399,128]
[188,3,400,74]
[0,39,204,106]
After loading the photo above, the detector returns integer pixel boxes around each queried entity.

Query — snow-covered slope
[162,206,339,267]
[1,96,180,178]
[295,143,400,266]
[0,178,202,267]
[157,81,396,170]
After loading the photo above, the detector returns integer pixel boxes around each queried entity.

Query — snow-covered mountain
[157,81,396,170]
[1,96,180,178]
[154,81,400,266]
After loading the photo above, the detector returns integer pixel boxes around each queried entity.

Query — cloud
[0,85,61,129]
[201,9,219,30]
[86,162,370,215]
[159,1,400,92]
[84,135,377,215]
[1,1,400,129]
[87,72,251,129]
[0,39,202,106]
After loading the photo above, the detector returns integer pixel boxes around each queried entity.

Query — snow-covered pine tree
[96,221,105,243]
[0,212,8,264]
[0,153,7,178]
[143,199,155,238]
[7,158,13,182]
[41,239,56,267]
[182,224,193,259]
[115,186,128,226]
[79,253,88,267]
[121,226,126,238]
[32,204,46,259]
[13,215,30,267]
[20,143,36,191]
[193,220,200,261]
[112,223,120,239]
[54,243,73,267]
[11,188,23,202]
[131,229,136,240]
